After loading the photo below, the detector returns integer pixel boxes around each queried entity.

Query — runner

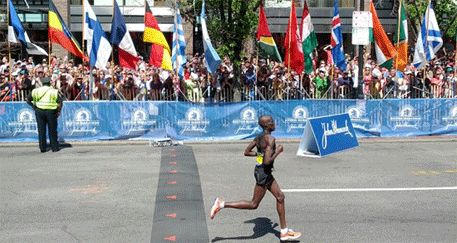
[210,115,301,241]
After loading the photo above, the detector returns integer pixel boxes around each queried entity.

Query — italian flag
[393,1,408,71]
[370,1,397,69]
[257,5,282,62]
[300,1,318,74]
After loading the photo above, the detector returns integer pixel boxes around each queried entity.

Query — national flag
[110,0,138,70]
[172,4,187,78]
[49,0,86,60]
[201,1,221,74]
[144,1,172,70]
[8,0,47,56]
[412,3,443,69]
[331,0,346,71]
[144,1,171,53]
[300,1,318,74]
[393,1,408,71]
[284,2,304,74]
[257,4,282,62]
[84,0,112,68]
[370,0,397,69]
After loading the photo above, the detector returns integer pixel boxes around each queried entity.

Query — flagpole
[82,0,85,58]
[7,0,13,87]
[423,0,431,97]
[48,1,51,74]
[111,0,115,68]
[287,0,292,75]
[394,0,402,98]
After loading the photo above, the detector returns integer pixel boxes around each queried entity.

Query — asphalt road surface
[1,138,456,243]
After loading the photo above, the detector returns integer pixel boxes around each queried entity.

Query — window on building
[308,0,355,8]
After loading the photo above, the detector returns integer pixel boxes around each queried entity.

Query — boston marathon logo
[233,107,261,134]
[177,107,209,134]
[65,108,100,135]
[122,108,157,135]
[285,105,308,132]
[390,105,421,130]
[347,106,370,129]
[8,108,37,135]
[321,119,354,150]
[443,105,457,130]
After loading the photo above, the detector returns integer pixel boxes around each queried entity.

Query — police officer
[26,77,63,152]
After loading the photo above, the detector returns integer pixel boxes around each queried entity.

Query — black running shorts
[254,165,275,188]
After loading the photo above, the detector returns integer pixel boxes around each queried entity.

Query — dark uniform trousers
[35,108,59,152]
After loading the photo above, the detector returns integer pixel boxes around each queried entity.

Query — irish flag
[257,5,281,62]
[370,1,397,68]
[393,1,408,71]
[300,1,318,74]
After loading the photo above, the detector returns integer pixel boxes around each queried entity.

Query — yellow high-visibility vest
[32,86,59,110]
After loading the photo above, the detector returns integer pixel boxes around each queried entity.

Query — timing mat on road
[150,145,209,243]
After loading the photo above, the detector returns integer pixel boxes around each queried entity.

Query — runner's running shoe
[210,198,223,219]
[280,229,301,241]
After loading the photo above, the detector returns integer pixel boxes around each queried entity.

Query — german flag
[48,0,87,60]
[144,1,172,70]
[144,1,171,53]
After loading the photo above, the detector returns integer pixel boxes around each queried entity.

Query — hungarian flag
[284,3,304,74]
[257,5,281,62]
[300,1,317,74]
[144,1,172,70]
[393,1,408,71]
[48,0,86,60]
[370,0,397,69]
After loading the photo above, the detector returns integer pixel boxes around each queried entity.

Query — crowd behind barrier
[0,50,456,103]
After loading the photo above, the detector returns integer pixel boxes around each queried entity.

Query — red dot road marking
[168,170,177,174]
[169,154,176,158]
[169,148,176,151]
[163,236,176,241]
[166,195,177,200]
[166,213,177,218]
[167,181,177,185]
[169,162,177,165]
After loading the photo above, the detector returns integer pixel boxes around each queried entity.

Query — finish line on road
[150,145,209,242]
[282,186,457,193]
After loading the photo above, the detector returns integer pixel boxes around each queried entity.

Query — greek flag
[83,0,112,69]
[201,2,221,74]
[172,4,187,79]
[412,3,443,69]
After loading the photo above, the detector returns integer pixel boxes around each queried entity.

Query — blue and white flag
[8,0,47,56]
[330,0,346,71]
[84,0,112,69]
[172,4,187,79]
[201,2,221,74]
[412,3,443,69]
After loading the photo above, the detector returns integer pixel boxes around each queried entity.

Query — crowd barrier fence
[1,99,457,142]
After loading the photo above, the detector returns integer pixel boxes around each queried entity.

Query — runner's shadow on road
[211,217,283,242]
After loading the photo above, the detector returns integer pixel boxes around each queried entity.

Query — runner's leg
[268,180,286,229]
[224,184,267,209]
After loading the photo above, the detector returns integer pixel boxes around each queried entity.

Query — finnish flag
[84,0,112,69]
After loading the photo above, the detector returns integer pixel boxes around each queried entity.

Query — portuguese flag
[257,5,282,62]
[48,0,87,60]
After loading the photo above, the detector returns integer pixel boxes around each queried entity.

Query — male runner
[210,115,301,241]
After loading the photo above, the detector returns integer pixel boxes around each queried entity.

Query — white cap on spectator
[105,74,112,79]
[364,63,372,69]
[405,71,413,75]
[319,67,326,73]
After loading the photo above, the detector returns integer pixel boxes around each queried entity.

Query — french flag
[330,0,346,71]
[110,0,139,70]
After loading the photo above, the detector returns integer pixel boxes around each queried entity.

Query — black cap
[41,77,51,84]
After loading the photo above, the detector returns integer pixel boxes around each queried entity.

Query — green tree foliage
[405,0,457,38]
[180,0,262,66]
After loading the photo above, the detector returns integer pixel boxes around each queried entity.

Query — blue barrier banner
[0,99,456,142]
[297,113,359,157]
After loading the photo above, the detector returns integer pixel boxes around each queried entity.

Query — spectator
[313,68,328,99]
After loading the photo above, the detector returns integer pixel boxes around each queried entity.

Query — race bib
[256,153,263,164]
